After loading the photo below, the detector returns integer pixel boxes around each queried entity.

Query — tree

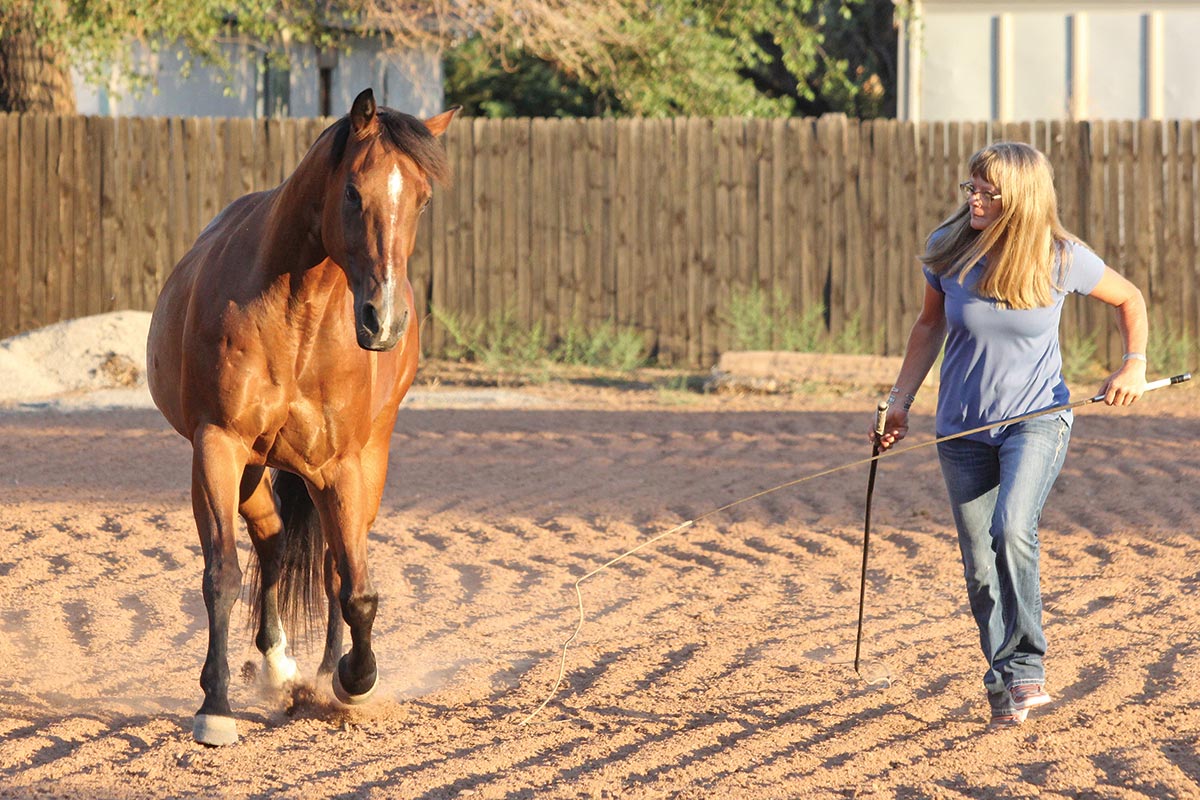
[0,0,638,113]
[446,0,899,118]
[0,0,897,117]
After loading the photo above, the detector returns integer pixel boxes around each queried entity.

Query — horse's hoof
[332,665,378,705]
[193,714,238,746]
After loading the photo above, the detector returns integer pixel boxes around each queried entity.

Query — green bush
[430,306,649,371]
[726,286,878,354]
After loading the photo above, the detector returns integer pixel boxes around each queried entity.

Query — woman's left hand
[1098,359,1148,406]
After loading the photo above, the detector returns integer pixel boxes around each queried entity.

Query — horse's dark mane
[328,108,450,184]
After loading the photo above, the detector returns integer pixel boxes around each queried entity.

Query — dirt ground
[1,360,1199,799]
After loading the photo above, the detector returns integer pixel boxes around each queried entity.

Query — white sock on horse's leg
[261,629,299,687]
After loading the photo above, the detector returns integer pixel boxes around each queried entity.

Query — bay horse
[147,89,456,746]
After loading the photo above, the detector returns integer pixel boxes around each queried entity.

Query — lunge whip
[853,401,890,685]
[517,372,1191,725]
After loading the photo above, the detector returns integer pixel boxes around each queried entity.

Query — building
[898,0,1200,121]
[72,36,444,119]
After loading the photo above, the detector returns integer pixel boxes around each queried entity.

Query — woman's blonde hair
[921,141,1082,309]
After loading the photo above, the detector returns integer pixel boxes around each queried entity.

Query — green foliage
[5,0,897,119]
[726,285,878,354]
[445,0,897,118]
[1148,320,1199,378]
[445,39,616,118]
[1058,322,1197,386]
[0,0,343,96]
[1060,331,1102,384]
[431,306,649,371]
[433,307,549,370]
[554,320,648,370]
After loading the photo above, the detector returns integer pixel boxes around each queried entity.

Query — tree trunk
[0,9,77,113]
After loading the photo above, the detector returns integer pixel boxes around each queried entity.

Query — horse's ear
[351,89,377,135]
[423,106,461,138]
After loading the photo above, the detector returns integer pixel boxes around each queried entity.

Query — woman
[876,142,1148,727]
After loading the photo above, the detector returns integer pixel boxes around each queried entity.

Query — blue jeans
[937,416,1070,700]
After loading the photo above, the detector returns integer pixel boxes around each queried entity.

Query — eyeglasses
[959,181,1002,204]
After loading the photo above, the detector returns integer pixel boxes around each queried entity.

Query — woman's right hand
[872,407,909,451]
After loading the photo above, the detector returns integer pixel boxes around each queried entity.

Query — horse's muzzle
[355,300,407,351]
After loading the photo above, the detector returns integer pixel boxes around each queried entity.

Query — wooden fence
[2,114,1198,368]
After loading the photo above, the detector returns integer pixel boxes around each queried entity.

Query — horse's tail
[248,470,325,643]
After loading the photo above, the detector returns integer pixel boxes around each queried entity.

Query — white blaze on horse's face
[384,165,403,292]
[332,149,426,352]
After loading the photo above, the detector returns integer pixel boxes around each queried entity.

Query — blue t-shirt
[923,240,1106,443]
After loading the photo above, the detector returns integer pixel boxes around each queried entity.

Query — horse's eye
[344,185,361,206]
[419,198,431,215]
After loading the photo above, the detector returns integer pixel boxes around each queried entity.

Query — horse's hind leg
[190,425,247,746]
[240,467,299,689]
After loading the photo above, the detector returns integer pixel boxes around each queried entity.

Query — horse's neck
[262,141,334,281]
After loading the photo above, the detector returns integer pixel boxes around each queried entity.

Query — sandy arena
[0,314,1198,798]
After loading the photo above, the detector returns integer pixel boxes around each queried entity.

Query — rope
[515,373,1191,725]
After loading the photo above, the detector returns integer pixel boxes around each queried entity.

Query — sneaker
[989,708,1028,728]
[1011,683,1052,711]
[987,690,1028,727]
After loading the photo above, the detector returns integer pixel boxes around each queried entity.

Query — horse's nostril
[361,303,381,337]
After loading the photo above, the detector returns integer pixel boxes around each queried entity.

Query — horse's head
[322,89,456,351]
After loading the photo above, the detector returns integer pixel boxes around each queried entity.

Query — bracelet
[1122,352,1147,362]
[888,386,916,410]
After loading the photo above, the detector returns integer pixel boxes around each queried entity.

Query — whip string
[513,373,1190,726]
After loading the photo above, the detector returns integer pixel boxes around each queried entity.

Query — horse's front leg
[312,458,381,705]
[318,546,344,677]
[190,425,248,746]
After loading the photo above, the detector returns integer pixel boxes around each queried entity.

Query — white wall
[73,37,444,119]
[902,0,1200,121]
